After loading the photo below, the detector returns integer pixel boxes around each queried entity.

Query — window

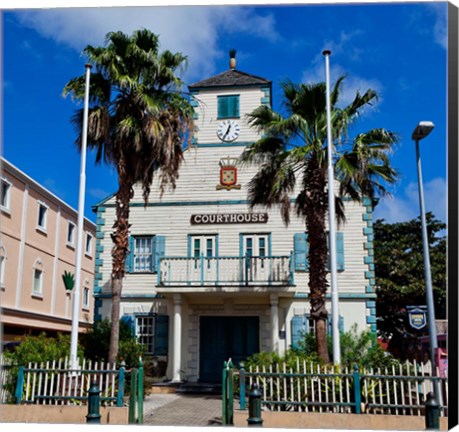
[0,178,11,211]
[121,314,169,355]
[37,202,48,231]
[67,222,76,246]
[240,234,270,257]
[126,235,165,273]
[33,268,43,295]
[218,95,240,119]
[136,315,155,354]
[135,237,153,272]
[83,286,90,309]
[189,235,217,271]
[85,233,93,256]
[0,255,5,288]
[293,232,344,272]
[291,314,344,349]
[32,259,44,296]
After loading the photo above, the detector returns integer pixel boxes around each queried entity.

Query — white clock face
[217,120,240,142]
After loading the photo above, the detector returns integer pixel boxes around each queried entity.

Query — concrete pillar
[172,294,182,382]
[270,294,279,353]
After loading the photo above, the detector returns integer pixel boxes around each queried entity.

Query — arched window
[32,259,44,296]
[83,278,91,309]
[0,245,6,288]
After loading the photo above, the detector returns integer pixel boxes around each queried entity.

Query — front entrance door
[199,316,259,382]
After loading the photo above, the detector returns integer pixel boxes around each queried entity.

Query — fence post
[425,392,440,430]
[137,359,144,424]
[86,381,101,424]
[222,361,228,425]
[239,362,246,410]
[227,361,234,425]
[117,362,125,407]
[15,366,24,404]
[353,364,362,414]
[247,383,263,427]
[129,368,138,424]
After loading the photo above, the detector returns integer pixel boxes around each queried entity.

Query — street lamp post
[69,64,92,371]
[323,49,341,365]
[412,121,438,399]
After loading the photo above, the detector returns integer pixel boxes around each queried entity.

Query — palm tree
[63,30,194,363]
[241,78,398,363]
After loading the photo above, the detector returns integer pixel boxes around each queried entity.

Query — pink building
[0,157,96,342]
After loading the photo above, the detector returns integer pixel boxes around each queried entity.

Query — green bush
[296,324,400,370]
[3,332,83,366]
[81,318,144,369]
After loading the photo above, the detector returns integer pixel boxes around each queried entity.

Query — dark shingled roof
[189,69,271,89]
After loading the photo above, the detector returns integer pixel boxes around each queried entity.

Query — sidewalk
[143,394,223,426]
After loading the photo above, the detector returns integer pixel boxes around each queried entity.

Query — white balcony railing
[157,254,293,287]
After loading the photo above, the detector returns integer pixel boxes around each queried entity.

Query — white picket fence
[0,354,14,403]
[244,359,448,416]
[16,357,119,406]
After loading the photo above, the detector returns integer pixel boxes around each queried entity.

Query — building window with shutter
[291,314,344,350]
[293,232,344,272]
[217,95,240,119]
[134,237,153,272]
[121,313,169,356]
[136,315,155,354]
[126,235,166,274]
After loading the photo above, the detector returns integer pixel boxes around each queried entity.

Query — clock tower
[188,51,272,148]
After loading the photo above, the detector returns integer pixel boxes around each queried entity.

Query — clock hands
[223,124,231,139]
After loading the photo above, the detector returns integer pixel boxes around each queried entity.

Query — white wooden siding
[193,87,264,143]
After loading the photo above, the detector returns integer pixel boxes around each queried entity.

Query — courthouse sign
[190,213,268,225]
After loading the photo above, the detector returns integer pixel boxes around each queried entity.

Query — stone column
[270,294,279,353]
[172,294,182,382]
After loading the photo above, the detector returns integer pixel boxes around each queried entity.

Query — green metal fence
[223,358,448,421]
[5,356,144,424]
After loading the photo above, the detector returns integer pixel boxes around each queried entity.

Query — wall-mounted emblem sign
[217,156,241,190]
[407,305,427,330]
[190,213,268,225]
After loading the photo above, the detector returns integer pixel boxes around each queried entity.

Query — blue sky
[2,2,448,225]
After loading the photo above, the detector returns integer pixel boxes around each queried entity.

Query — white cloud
[15,6,279,82]
[373,177,447,224]
[426,3,447,50]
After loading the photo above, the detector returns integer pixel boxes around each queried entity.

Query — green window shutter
[152,236,165,273]
[218,97,228,118]
[337,232,345,271]
[291,315,306,349]
[339,315,344,332]
[154,315,169,355]
[120,314,136,337]
[294,233,309,271]
[218,95,239,118]
[230,95,239,117]
[126,236,135,273]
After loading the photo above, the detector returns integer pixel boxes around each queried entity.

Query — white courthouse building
[93,63,377,383]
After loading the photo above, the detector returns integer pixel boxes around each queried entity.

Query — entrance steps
[151,382,222,395]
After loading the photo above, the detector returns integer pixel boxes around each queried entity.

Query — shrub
[3,332,83,366]
[81,318,144,369]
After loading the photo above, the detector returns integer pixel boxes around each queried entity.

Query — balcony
[157,254,293,287]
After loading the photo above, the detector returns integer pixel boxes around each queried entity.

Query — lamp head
[412,121,434,141]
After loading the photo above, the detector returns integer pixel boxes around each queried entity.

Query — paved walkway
[143,394,223,426]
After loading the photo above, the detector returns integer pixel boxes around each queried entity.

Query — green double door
[199,316,259,382]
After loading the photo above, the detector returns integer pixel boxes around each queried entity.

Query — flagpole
[70,63,92,371]
[323,50,341,365]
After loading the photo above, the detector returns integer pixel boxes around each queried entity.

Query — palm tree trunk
[108,158,132,364]
[305,158,330,364]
